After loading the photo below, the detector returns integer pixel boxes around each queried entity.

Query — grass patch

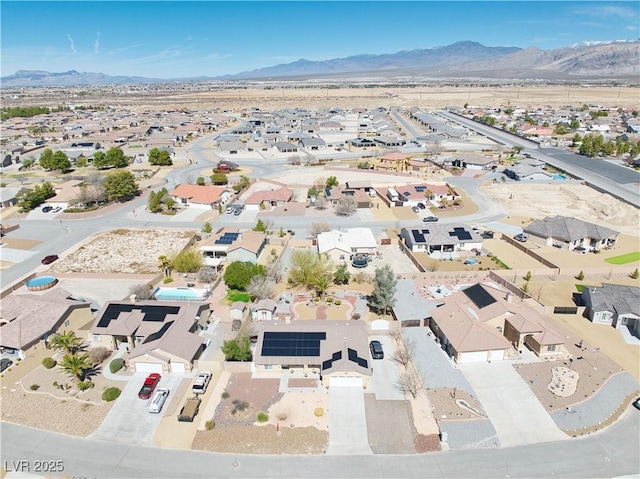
[487,254,510,270]
[575,284,584,293]
[605,252,640,265]
[227,290,250,302]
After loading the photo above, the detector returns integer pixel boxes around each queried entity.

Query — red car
[41,255,59,264]
[138,373,161,399]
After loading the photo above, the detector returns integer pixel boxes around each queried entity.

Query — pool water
[26,275,58,291]
[153,287,210,301]
[552,174,567,180]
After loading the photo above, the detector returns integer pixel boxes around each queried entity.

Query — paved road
[2,408,639,478]
[326,387,373,455]
[459,361,568,447]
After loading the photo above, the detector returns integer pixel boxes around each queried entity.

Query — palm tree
[314,275,331,299]
[158,255,172,277]
[49,331,83,354]
[59,353,92,382]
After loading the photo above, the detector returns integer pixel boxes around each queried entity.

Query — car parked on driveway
[0,358,13,373]
[148,388,169,413]
[369,340,384,359]
[41,254,59,264]
[138,373,161,399]
[41,206,53,213]
[417,202,426,210]
[423,216,439,222]
[52,206,62,213]
[514,233,528,242]
[411,206,420,213]
[192,371,212,395]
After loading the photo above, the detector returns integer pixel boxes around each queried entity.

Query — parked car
[574,246,588,254]
[0,358,13,373]
[633,397,640,411]
[41,254,59,264]
[52,206,62,213]
[233,208,242,216]
[369,340,384,360]
[138,373,161,399]
[148,388,170,413]
[411,206,420,213]
[514,233,528,242]
[423,216,439,222]
[225,207,234,214]
[41,206,53,213]
[482,231,495,239]
[417,202,426,210]
[192,371,212,395]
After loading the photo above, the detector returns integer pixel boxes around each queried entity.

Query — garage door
[488,349,505,361]
[330,377,363,388]
[134,362,163,374]
[458,351,488,363]
[171,362,186,373]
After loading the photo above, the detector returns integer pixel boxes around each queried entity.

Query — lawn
[605,252,640,265]
[227,290,250,302]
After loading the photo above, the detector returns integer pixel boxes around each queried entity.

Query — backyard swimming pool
[552,174,567,180]
[152,287,211,301]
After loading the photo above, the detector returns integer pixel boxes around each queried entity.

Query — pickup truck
[177,396,201,422]
[192,371,212,395]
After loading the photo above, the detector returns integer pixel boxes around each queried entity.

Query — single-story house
[346,138,376,148]
[199,229,267,267]
[400,225,483,254]
[503,158,551,181]
[171,184,231,209]
[0,288,93,359]
[0,186,28,208]
[244,187,293,211]
[89,300,211,374]
[581,284,640,336]
[299,138,326,150]
[252,320,372,388]
[317,228,377,263]
[251,299,277,321]
[274,142,298,153]
[392,183,459,207]
[428,283,566,363]
[524,216,619,251]
[324,188,373,209]
[453,154,496,170]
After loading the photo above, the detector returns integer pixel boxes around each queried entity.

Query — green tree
[221,337,252,361]
[570,118,580,130]
[334,263,351,285]
[307,186,320,198]
[202,222,212,234]
[223,261,265,291]
[325,176,339,188]
[253,219,268,233]
[148,188,165,213]
[92,151,107,169]
[602,140,616,156]
[15,182,55,212]
[196,176,205,186]
[313,275,331,298]
[49,331,84,354]
[158,255,172,277]
[103,170,138,201]
[148,148,172,166]
[40,149,71,171]
[59,353,92,382]
[571,133,582,147]
[287,249,333,289]
[368,265,397,315]
[105,147,129,168]
[76,155,88,167]
[38,148,53,167]
[233,175,250,194]
[171,248,202,273]
[554,123,569,135]
[210,172,228,185]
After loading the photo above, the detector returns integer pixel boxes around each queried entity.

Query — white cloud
[66,34,76,54]
[94,32,101,54]
[572,5,638,19]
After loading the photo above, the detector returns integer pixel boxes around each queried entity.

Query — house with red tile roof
[244,187,293,211]
[171,184,231,209]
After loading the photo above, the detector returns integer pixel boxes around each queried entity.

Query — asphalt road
[1,407,638,478]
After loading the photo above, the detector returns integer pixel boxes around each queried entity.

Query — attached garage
[328,376,364,388]
[457,349,506,363]
[133,362,163,374]
[170,362,186,373]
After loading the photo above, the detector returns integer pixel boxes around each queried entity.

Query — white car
[148,388,170,414]
[192,371,212,395]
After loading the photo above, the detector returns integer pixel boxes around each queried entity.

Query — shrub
[163,276,174,284]
[77,380,95,391]
[102,387,121,402]
[205,420,215,430]
[30,384,40,391]
[231,399,249,414]
[314,407,324,417]
[42,357,56,369]
[524,271,532,282]
[326,297,333,303]
[221,391,230,399]
[576,271,585,281]
[87,347,111,365]
[334,299,341,306]
[352,313,361,320]
[109,358,125,374]
[631,268,639,279]
[276,412,288,421]
[256,412,269,423]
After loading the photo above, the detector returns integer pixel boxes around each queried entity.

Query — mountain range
[1,40,638,87]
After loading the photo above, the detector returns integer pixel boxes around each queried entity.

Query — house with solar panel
[400,225,483,255]
[323,187,373,209]
[198,228,267,269]
[390,183,460,208]
[523,216,619,252]
[253,320,372,388]
[428,283,566,363]
[89,300,210,374]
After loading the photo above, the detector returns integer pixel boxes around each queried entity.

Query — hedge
[42,357,57,369]
[109,358,125,374]
[102,387,121,402]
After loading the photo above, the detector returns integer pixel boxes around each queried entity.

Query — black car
[633,397,640,411]
[417,202,426,210]
[423,216,439,222]
[369,340,384,360]
[0,358,13,373]
[42,206,53,213]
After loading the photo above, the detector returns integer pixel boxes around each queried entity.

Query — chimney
[506,291,513,303]
[129,294,137,303]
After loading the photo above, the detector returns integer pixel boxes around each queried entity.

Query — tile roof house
[317,228,377,263]
[244,187,293,211]
[89,300,211,374]
[324,187,373,209]
[0,288,93,358]
[253,320,372,388]
[375,151,411,172]
[401,225,483,254]
[428,283,566,363]
[199,228,267,267]
[524,216,619,251]
[171,184,231,209]
[581,284,640,337]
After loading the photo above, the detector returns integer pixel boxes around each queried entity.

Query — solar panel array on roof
[414,186,426,192]
[143,321,174,343]
[215,232,241,245]
[96,304,180,328]
[403,191,411,196]
[325,188,332,197]
[411,230,425,243]
[261,331,326,357]
[347,348,369,369]
[463,284,497,309]
[449,227,473,241]
[322,350,342,370]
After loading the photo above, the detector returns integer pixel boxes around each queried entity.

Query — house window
[64,320,70,327]
[547,345,556,352]
[265,364,273,371]
[92,334,101,341]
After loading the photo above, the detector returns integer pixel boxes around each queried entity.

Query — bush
[109,358,125,374]
[256,412,269,423]
[102,387,121,402]
[205,420,215,430]
[334,299,341,306]
[231,399,249,414]
[352,313,361,320]
[77,380,95,391]
[314,407,324,417]
[576,271,585,281]
[42,357,56,369]
[163,276,174,284]
[326,297,333,303]
[631,268,639,279]
[30,384,40,391]
[87,347,111,365]
[221,391,230,399]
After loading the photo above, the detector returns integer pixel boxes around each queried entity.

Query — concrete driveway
[90,373,185,445]
[459,361,568,447]
[368,335,403,400]
[326,386,372,455]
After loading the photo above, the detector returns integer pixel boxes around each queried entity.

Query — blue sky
[1,1,638,78]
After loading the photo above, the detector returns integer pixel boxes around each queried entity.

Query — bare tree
[289,155,301,166]
[309,222,330,239]
[196,267,217,284]
[392,348,411,368]
[315,196,327,210]
[246,275,276,300]
[129,284,155,301]
[314,177,326,190]
[334,197,356,216]
[396,372,422,399]
[390,329,403,345]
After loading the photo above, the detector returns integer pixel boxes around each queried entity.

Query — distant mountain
[2,40,638,87]
[223,41,522,79]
